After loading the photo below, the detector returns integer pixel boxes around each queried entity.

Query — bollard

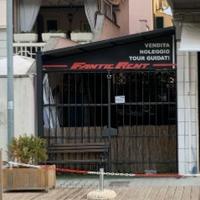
[0,149,3,200]
[99,168,104,191]
[87,168,116,200]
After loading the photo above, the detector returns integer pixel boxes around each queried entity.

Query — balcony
[13,32,94,58]
[13,42,46,58]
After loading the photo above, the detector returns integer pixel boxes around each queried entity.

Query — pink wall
[100,0,154,40]
[99,0,130,40]
[99,18,121,40]
[117,0,130,36]
[129,0,153,34]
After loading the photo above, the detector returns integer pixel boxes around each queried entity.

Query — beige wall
[0,0,6,28]
[128,0,153,34]
[155,12,173,27]
[153,0,173,28]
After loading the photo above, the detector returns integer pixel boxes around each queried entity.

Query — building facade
[167,0,200,175]
[153,0,173,29]
[0,0,155,59]
[0,0,182,174]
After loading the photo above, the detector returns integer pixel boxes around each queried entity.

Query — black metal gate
[41,69,177,173]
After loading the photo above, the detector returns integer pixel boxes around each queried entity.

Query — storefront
[37,27,177,173]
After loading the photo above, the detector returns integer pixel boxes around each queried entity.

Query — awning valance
[179,23,200,51]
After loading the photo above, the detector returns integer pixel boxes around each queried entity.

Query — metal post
[99,168,104,191]
[0,149,3,200]
[107,72,112,129]
[36,51,43,137]
[107,72,112,170]
[7,0,14,146]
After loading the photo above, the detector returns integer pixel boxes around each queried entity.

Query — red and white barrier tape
[8,161,41,169]
[56,167,182,178]
[2,160,191,178]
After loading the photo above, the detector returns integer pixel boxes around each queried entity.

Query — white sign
[115,96,125,104]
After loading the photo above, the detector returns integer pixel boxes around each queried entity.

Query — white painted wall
[0,76,36,160]
[177,45,199,174]
[0,30,6,58]
[0,0,7,58]
[0,0,6,28]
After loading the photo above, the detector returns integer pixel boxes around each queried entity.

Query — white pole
[99,168,104,191]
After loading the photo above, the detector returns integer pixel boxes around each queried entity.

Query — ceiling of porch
[168,0,200,10]
[41,0,84,7]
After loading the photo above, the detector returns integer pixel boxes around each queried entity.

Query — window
[155,16,164,29]
[47,20,58,32]
[100,0,118,23]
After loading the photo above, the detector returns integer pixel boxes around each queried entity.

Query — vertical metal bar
[54,72,58,159]
[101,73,103,134]
[161,72,164,125]
[75,74,77,141]
[135,72,138,171]
[81,74,84,142]
[154,71,158,168]
[122,74,125,126]
[107,71,112,170]
[107,71,111,129]
[36,51,43,137]
[173,34,179,173]
[167,71,171,170]
[155,72,158,126]
[87,73,90,142]
[7,0,14,146]
[129,73,131,126]
[148,71,151,125]
[115,74,118,128]
[68,74,70,137]
[141,72,145,170]
[122,73,125,171]
[48,73,51,144]
[94,73,97,141]
[147,71,151,168]
[61,73,64,143]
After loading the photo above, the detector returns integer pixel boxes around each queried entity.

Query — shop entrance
[42,69,177,173]
[38,28,177,173]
